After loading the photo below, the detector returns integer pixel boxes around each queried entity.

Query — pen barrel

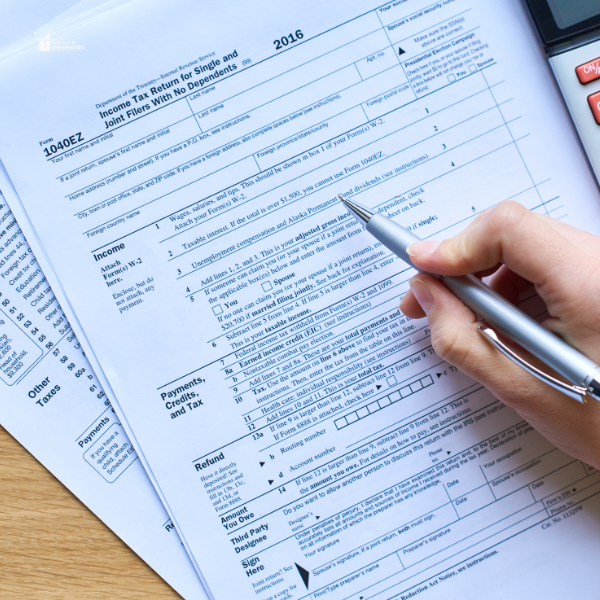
[443,274,597,385]
[367,214,423,271]
[366,214,598,386]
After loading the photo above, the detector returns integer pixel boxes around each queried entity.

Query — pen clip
[478,326,588,403]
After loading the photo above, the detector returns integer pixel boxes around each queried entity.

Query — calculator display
[547,0,600,30]
[524,0,600,46]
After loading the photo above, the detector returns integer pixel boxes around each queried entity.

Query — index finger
[406,201,587,309]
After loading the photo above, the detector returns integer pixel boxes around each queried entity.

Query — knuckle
[488,200,528,233]
[437,235,478,273]
[451,236,473,272]
[430,321,473,368]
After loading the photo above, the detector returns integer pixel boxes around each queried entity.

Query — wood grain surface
[0,425,182,599]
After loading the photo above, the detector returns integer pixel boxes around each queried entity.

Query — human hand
[400,200,600,469]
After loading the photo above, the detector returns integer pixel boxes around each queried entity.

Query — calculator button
[588,91,600,124]
[576,58,600,84]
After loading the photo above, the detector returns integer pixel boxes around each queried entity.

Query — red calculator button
[576,58,600,84]
[588,91,600,124]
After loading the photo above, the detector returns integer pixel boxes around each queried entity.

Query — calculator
[523,0,600,183]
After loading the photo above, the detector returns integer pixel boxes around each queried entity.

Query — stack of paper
[1,0,600,598]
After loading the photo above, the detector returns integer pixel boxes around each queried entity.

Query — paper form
[0,192,207,599]
[2,0,600,598]
[0,165,211,592]
[0,6,207,595]
[0,166,213,594]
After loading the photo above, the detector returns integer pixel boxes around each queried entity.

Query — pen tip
[337,195,374,226]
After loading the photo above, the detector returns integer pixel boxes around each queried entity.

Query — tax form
[2,0,600,598]
[0,193,206,599]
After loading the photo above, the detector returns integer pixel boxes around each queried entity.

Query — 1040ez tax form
[1,0,600,598]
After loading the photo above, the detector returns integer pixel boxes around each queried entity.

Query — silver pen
[339,194,600,403]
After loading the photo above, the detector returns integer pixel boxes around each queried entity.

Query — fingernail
[409,279,434,315]
[399,293,408,312]
[407,240,440,257]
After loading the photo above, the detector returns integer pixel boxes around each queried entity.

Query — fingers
[405,275,600,467]
[405,274,532,384]
[488,265,533,306]
[400,282,427,320]
[406,200,592,321]
[406,201,573,285]
[401,264,532,317]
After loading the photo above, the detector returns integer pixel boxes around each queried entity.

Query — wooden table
[0,425,181,599]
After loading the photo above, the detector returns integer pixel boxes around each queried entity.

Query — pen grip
[366,214,598,385]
